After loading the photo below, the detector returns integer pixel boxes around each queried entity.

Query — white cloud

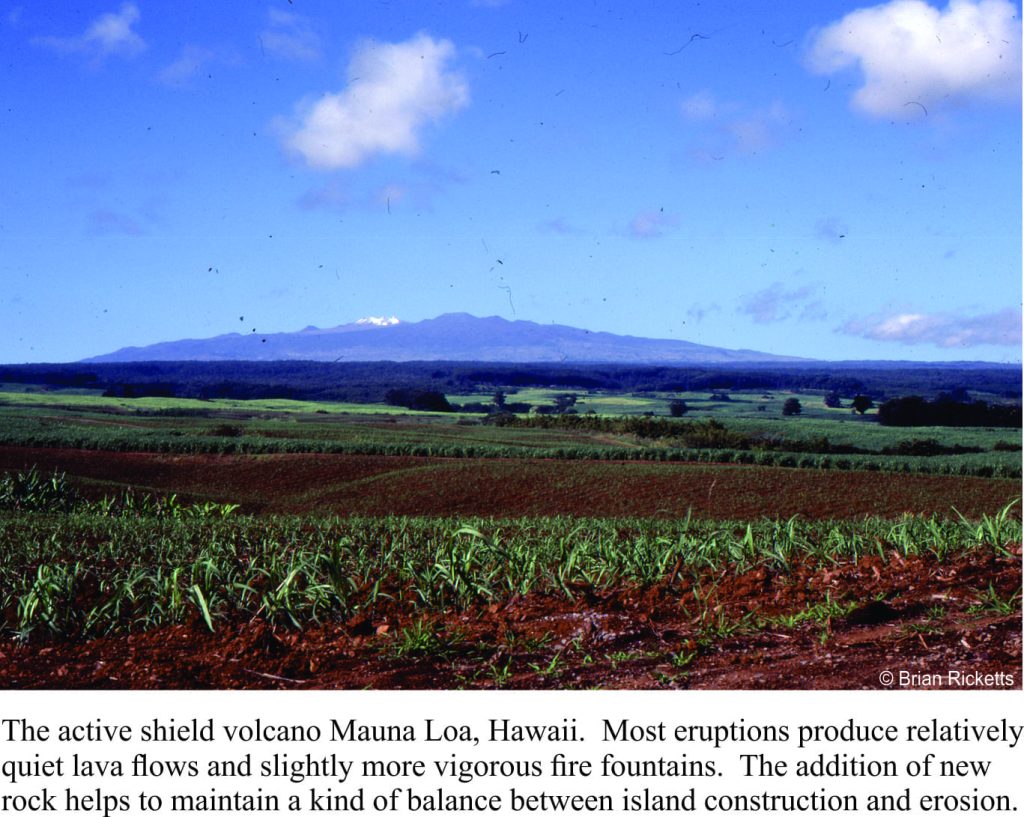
[158,45,216,86]
[262,9,321,62]
[283,33,469,171]
[35,3,145,60]
[681,92,793,159]
[807,0,1021,118]
[727,102,791,154]
[681,91,717,121]
[841,308,1021,346]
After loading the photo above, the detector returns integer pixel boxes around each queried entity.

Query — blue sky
[1,0,1020,363]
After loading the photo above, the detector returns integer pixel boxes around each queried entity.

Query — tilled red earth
[0,447,1016,519]
[4,546,1019,690]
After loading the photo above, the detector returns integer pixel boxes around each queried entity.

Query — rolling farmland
[0,383,1020,689]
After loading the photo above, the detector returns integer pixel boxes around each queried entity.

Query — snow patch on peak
[356,316,401,327]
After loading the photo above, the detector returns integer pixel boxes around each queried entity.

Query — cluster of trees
[877,396,1022,428]
[383,389,454,412]
[2,361,1019,404]
[823,393,874,414]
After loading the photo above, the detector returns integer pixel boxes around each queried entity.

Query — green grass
[2,402,1019,479]
[0,387,421,416]
[1,385,1019,479]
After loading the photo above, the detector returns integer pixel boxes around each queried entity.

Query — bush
[669,399,688,417]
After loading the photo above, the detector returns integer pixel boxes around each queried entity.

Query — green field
[1,385,1018,478]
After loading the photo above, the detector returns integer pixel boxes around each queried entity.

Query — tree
[492,390,507,410]
[851,394,873,415]
[384,388,453,412]
[823,392,842,409]
[782,398,802,416]
[669,399,688,417]
[553,393,578,413]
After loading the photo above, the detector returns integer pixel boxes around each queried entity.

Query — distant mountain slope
[83,313,807,364]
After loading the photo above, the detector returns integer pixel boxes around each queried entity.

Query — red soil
[3,546,1019,690]
[0,447,1016,519]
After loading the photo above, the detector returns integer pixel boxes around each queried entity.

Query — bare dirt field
[0,447,1016,519]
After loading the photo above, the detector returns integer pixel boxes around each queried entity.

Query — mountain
[83,313,807,364]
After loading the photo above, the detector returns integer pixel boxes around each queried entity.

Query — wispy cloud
[539,216,585,235]
[681,91,793,159]
[840,308,1021,347]
[627,209,680,239]
[680,91,717,121]
[297,180,349,211]
[298,161,463,213]
[815,216,849,243]
[687,302,721,323]
[739,282,825,323]
[88,208,144,236]
[34,3,145,61]
[281,33,469,171]
[806,0,1021,119]
[261,8,321,62]
[158,45,217,86]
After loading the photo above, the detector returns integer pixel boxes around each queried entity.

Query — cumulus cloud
[628,209,680,239]
[282,33,469,171]
[739,282,825,324]
[840,308,1021,347]
[262,9,321,61]
[806,0,1021,118]
[35,3,145,60]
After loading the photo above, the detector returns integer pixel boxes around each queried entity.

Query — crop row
[0,423,1018,478]
[1,500,1018,641]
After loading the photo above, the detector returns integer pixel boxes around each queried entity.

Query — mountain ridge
[83,312,808,364]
